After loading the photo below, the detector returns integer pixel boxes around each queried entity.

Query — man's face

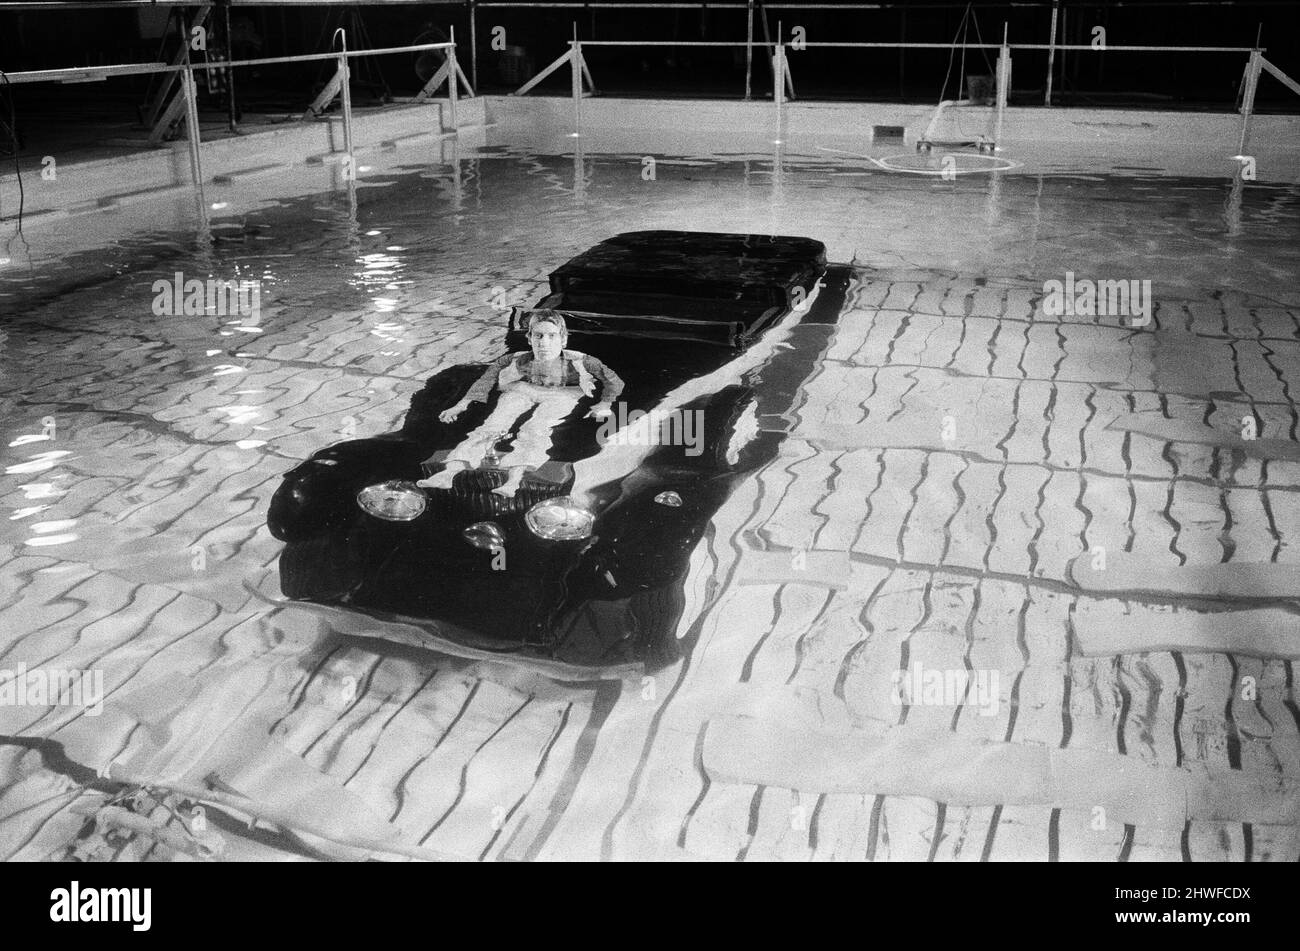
[529,321,564,360]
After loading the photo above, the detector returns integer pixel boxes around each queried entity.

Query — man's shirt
[463,350,624,405]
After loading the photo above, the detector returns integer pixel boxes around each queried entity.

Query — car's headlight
[463,521,506,550]
[524,496,595,541]
[357,480,427,522]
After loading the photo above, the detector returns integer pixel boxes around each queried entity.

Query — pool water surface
[1,143,1298,861]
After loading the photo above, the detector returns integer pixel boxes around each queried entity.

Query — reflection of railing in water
[0,34,475,201]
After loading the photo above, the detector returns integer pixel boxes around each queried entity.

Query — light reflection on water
[0,140,1297,860]
[4,147,1298,310]
[0,147,1296,652]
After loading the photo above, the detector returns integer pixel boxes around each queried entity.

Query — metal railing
[4,16,1296,203]
[1,34,474,201]
[514,30,1296,156]
[476,1,1288,113]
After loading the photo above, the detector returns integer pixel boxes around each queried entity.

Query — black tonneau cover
[541,230,827,338]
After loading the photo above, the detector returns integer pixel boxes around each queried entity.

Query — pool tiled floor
[1,149,1297,861]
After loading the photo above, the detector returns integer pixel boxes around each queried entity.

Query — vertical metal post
[1237,50,1261,155]
[780,19,795,100]
[179,19,204,201]
[224,2,238,132]
[570,26,581,138]
[1059,6,1067,101]
[1044,0,1058,106]
[994,27,1009,150]
[336,29,354,174]
[776,18,784,99]
[773,40,784,142]
[744,0,753,100]
[469,0,478,93]
[181,67,204,192]
[448,25,460,130]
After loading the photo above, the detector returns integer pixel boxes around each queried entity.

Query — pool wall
[492,95,1300,142]
[2,94,1296,229]
[493,96,1300,179]
[0,97,489,228]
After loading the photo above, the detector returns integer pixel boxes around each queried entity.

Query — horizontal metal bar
[481,2,746,6]
[572,41,748,47]
[0,0,466,6]
[0,43,457,85]
[760,1,1287,5]
[803,43,1257,52]
[225,0,465,3]
[228,0,463,3]
[758,1,1265,6]
[3,0,1287,7]
[478,0,1291,6]
[573,40,1257,53]
[0,1,206,7]
[0,63,170,84]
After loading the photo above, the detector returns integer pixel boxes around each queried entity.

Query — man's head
[525,310,567,361]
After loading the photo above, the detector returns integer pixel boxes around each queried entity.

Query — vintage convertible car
[268,230,848,669]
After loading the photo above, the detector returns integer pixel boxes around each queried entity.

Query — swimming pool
[1,136,1298,861]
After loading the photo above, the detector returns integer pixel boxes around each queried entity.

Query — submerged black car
[269,230,848,670]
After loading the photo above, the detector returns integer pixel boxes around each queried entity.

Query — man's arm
[461,353,514,405]
[583,354,624,405]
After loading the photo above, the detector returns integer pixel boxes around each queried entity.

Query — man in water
[417,310,623,497]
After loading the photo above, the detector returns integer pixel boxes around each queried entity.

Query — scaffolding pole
[179,10,205,197]
[334,28,356,179]
[470,0,479,92]
[995,25,1010,149]
[1237,49,1261,155]
[448,25,460,130]
[773,40,784,141]
[1044,0,1058,105]
[181,63,204,194]
[571,27,582,138]
[745,0,754,100]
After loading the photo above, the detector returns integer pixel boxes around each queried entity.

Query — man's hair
[524,309,567,339]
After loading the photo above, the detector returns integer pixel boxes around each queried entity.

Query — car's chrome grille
[422,468,569,519]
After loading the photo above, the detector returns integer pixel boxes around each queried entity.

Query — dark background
[0,0,1296,151]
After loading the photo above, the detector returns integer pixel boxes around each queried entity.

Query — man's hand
[439,401,469,424]
[586,403,613,420]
